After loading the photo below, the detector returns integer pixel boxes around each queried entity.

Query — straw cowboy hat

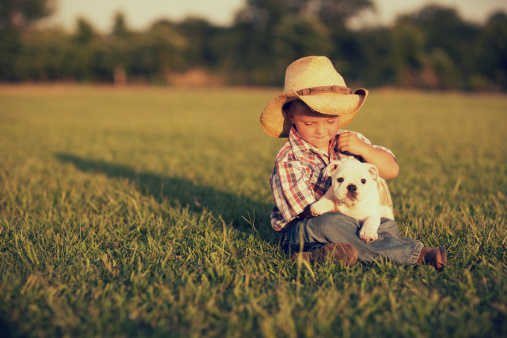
[260,56,368,138]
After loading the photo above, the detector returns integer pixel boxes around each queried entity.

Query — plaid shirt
[269,126,395,231]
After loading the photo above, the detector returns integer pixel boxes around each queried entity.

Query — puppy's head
[324,160,379,204]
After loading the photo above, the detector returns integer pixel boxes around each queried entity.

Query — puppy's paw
[359,228,378,243]
[310,204,324,217]
[310,201,332,217]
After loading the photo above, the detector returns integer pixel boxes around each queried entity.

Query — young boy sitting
[260,56,446,270]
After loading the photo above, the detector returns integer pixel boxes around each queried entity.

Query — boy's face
[287,104,340,151]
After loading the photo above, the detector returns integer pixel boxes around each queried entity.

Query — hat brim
[260,88,368,138]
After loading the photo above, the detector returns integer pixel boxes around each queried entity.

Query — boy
[260,56,446,270]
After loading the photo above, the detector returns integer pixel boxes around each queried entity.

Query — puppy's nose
[347,184,357,192]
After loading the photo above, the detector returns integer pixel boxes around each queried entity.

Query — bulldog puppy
[310,159,394,243]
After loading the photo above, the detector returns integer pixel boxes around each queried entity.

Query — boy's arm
[337,132,399,179]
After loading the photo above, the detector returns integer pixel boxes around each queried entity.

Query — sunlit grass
[0,86,506,336]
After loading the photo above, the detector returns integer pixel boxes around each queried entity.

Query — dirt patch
[167,68,225,87]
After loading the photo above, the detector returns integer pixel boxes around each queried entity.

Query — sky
[48,0,507,32]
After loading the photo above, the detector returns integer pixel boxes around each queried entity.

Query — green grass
[0,86,506,337]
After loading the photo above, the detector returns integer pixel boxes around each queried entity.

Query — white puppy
[310,159,394,243]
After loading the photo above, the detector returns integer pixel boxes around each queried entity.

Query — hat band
[296,85,352,96]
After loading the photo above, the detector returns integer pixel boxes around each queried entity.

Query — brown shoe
[417,246,447,271]
[291,243,358,266]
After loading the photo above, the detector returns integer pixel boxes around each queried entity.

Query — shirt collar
[288,126,337,161]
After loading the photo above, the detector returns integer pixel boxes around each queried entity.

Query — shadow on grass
[55,153,274,239]
[0,317,23,338]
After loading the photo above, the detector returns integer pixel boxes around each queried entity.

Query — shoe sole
[437,246,447,271]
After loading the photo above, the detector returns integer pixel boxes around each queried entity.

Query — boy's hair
[282,99,311,116]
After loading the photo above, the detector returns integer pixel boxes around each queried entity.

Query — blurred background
[0,0,506,91]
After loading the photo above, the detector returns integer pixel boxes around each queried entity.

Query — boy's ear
[284,109,295,124]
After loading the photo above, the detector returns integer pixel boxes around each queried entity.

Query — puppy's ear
[324,161,340,177]
[367,164,379,180]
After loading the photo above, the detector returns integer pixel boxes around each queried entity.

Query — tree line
[0,0,506,91]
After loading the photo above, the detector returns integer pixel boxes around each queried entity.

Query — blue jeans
[281,212,423,265]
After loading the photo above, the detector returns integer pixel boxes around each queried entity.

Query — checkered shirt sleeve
[270,159,317,230]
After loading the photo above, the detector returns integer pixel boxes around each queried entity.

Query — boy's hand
[337,132,400,179]
[337,132,368,156]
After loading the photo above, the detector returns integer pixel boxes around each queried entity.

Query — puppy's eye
[337,177,344,183]
[361,179,366,184]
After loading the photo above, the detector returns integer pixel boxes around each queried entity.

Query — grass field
[0,86,506,337]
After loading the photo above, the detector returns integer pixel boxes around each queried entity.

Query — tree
[354,28,396,86]
[234,0,286,30]
[108,12,132,85]
[176,17,220,69]
[395,5,480,89]
[100,18,186,85]
[17,28,72,80]
[0,0,54,31]
[228,0,374,85]
[0,0,54,80]
[136,21,186,79]
[397,5,479,64]
[274,17,332,71]
[236,0,373,29]
[476,12,507,90]
[308,0,374,29]
[391,22,426,86]
[112,11,130,38]
[426,48,458,89]
[74,17,95,45]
